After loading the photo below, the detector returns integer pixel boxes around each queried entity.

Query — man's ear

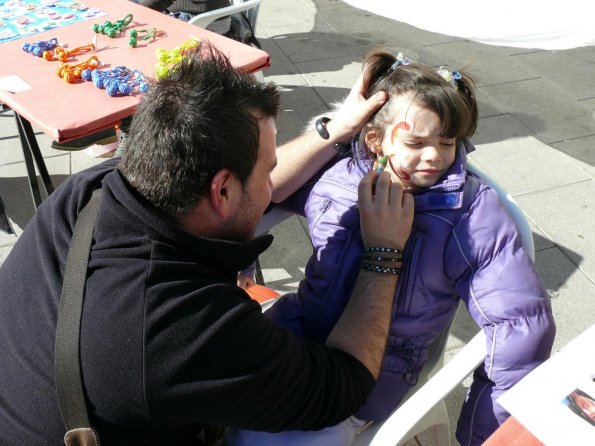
[209,169,241,219]
[364,124,383,155]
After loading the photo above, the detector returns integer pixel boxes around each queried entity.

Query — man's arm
[326,171,414,378]
[271,75,387,203]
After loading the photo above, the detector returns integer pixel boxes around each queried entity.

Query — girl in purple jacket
[233,50,555,446]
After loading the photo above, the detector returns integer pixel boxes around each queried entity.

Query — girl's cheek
[388,153,413,182]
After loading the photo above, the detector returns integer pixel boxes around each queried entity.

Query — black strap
[54,189,102,431]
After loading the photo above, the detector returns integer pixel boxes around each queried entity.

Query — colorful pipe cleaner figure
[82,66,150,97]
[22,38,58,57]
[437,66,462,89]
[93,13,133,38]
[43,43,95,62]
[154,38,201,80]
[56,56,101,83]
[129,28,160,48]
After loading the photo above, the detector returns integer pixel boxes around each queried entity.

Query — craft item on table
[56,55,101,83]
[92,13,133,38]
[82,66,150,97]
[128,28,160,48]
[154,38,201,80]
[22,37,59,57]
[43,43,94,61]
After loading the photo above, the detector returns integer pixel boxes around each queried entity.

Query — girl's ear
[364,125,383,155]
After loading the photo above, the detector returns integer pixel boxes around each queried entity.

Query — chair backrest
[187,0,262,30]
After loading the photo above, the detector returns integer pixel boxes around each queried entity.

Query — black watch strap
[315,117,331,140]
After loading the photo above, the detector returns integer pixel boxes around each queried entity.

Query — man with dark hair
[0,46,413,445]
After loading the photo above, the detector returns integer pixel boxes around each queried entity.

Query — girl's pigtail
[457,72,478,136]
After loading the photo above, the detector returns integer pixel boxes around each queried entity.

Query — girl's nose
[421,145,440,162]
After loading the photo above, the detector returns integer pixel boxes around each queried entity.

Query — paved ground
[1,0,594,444]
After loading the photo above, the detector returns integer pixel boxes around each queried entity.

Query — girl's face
[370,94,457,190]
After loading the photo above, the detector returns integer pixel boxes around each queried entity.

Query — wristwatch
[315,117,331,139]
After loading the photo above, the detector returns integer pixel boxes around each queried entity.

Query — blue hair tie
[388,52,410,73]
[437,66,462,89]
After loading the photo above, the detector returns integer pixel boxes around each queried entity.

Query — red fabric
[0,0,270,142]
[245,284,280,304]
[482,417,544,446]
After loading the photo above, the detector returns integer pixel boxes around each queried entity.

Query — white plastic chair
[258,159,536,446]
[351,159,536,446]
[187,0,262,30]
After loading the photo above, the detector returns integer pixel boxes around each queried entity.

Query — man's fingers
[358,170,376,208]
[360,91,388,123]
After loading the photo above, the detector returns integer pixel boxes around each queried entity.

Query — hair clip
[437,66,462,89]
[93,13,133,38]
[129,28,160,47]
[43,43,94,62]
[56,56,101,83]
[82,66,150,96]
[22,38,58,57]
[155,38,201,80]
[388,52,410,73]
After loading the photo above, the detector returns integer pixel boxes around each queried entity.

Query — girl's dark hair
[357,49,478,159]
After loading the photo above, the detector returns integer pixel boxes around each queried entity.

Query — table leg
[14,113,55,209]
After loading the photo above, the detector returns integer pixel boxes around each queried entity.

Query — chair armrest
[368,331,486,446]
[187,0,262,29]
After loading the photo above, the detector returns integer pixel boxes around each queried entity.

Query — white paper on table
[498,324,595,446]
[0,75,32,93]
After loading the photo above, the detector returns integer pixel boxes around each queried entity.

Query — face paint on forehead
[395,121,410,131]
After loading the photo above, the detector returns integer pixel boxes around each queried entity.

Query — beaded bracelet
[363,247,404,255]
[82,66,150,96]
[363,254,403,263]
[93,13,133,38]
[43,43,94,62]
[22,38,58,57]
[155,38,201,80]
[360,261,401,275]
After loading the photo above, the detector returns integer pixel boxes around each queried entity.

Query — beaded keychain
[128,28,159,48]
[82,66,150,96]
[56,55,101,83]
[43,43,95,62]
[93,13,133,38]
[154,38,201,80]
[22,38,58,57]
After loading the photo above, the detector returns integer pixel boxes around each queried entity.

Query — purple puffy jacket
[265,139,555,445]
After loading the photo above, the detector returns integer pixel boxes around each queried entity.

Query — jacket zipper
[310,199,332,234]
[397,231,423,315]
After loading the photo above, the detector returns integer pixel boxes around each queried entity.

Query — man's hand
[326,73,388,144]
[358,171,414,250]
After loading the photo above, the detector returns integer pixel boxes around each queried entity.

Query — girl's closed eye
[403,140,423,149]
